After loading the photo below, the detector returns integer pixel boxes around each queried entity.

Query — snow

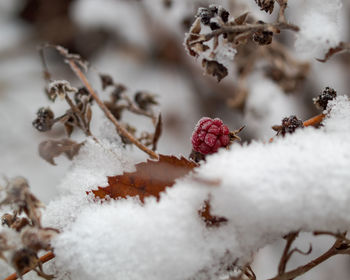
[294,0,343,57]
[244,74,304,140]
[37,96,350,280]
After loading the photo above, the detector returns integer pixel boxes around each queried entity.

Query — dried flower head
[47,80,77,101]
[255,0,275,14]
[134,91,158,111]
[313,87,337,110]
[32,107,55,132]
[273,115,304,136]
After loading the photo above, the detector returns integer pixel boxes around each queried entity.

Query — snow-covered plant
[1,0,350,279]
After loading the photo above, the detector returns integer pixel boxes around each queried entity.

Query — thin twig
[5,252,55,280]
[189,22,299,46]
[278,232,298,275]
[54,47,158,159]
[303,113,325,127]
[269,238,350,280]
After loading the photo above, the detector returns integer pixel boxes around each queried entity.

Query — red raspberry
[191,117,230,155]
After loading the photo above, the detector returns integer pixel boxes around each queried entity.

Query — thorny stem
[61,51,159,159]
[5,252,55,280]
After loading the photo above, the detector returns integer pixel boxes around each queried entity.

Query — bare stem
[190,21,299,46]
[278,232,298,275]
[269,238,350,280]
[303,113,325,127]
[56,48,159,159]
[5,252,55,280]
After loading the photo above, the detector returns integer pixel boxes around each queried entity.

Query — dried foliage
[0,177,57,279]
[184,2,309,109]
[38,139,82,165]
[91,155,198,202]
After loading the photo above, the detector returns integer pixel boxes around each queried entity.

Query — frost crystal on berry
[191,117,230,155]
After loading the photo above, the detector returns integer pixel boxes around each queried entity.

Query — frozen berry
[191,117,230,155]
[313,87,337,110]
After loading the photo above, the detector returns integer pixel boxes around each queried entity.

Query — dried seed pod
[219,8,230,23]
[134,91,158,110]
[74,87,93,105]
[255,0,275,14]
[100,74,114,90]
[252,22,273,45]
[197,6,218,25]
[47,80,77,101]
[313,87,337,110]
[252,30,273,45]
[32,107,55,132]
[273,115,304,136]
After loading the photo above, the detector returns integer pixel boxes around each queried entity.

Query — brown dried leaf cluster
[0,177,57,279]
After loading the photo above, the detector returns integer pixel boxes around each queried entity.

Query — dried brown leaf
[91,155,227,227]
[91,155,197,202]
[38,139,83,165]
[199,200,228,227]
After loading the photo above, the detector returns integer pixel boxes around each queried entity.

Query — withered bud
[189,149,206,163]
[1,213,15,227]
[32,107,55,132]
[120,124,137,145]
[11,248,38,276]
[202,59,228,82]
[74,87,93,104]
[313,87,337,110]
[12,218,30,232]
[47,80,77,101]
[134,91,158,110]
[255,0,275,14]
[111,84,127,102]
[252,21,273,45]
[197,6,218,25]
[100,74,114,90]
[273,115,304,136]
[219,8,230,23]
[252,30,273,45]
[21,228,57,252]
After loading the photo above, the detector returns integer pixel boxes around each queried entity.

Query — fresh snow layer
[41,96,350,280]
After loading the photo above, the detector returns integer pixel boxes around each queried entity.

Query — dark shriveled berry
[252,30,273,45]
[273,115,304,136]
[255,0,275,14]
[220,9,230,23]
[32,107,55,132]
[313,87,337,110]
